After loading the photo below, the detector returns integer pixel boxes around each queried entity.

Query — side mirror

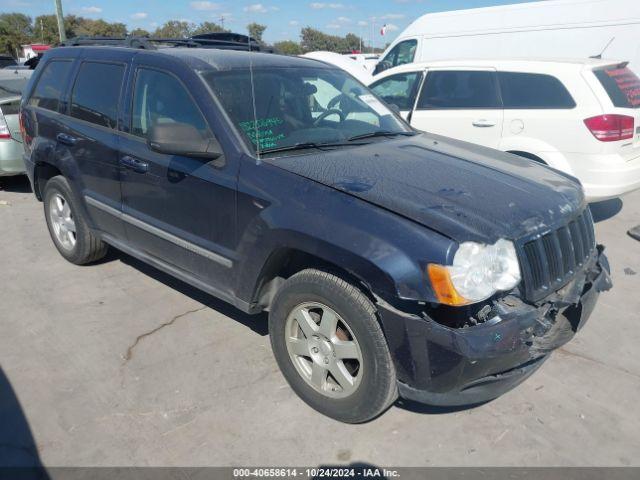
[147,122,222,160]
[373,61,391,75]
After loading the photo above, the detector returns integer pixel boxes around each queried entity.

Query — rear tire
[269,269,397,423]
[43,175,108,265]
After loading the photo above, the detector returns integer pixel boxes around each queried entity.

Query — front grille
[519,208,596,301]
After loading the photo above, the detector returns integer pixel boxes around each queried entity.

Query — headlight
[428,239,521,306]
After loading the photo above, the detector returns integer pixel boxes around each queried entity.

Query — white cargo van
[374,0,640,76]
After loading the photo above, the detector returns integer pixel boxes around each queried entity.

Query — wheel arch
[247,245,394,313]
[499,136,575,175]
[33,161,63,201]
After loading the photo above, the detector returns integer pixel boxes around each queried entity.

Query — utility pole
[54,0,66,43]
[220,15,225,30]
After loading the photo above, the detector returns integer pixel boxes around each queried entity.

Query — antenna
[248,35,261,161]
[591,37,615,59]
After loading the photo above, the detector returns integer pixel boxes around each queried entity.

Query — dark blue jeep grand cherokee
[20,46,611,423]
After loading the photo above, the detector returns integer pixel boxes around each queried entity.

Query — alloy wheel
[285,302,363,399]
[49,193,77,251]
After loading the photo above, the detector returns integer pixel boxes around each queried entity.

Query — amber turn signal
[427,264,471,306]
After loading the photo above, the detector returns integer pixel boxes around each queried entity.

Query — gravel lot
[1,175,639,467]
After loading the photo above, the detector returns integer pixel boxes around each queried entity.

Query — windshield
[202,66,410,155]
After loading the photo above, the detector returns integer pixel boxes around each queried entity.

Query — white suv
[369,58,640,201]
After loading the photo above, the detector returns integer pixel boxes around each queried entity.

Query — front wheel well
[507,151,547,165]
[252,248,377,311]
[33,162,62,201]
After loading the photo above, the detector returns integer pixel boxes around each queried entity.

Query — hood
[267,133,585,244]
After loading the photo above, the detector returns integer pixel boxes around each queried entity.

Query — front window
[375,40,418,74]
[370,72,422,111]
[131,68,211,139]
[202,66,410,155]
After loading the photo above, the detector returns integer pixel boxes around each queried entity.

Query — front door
[118,64,237,292]
[409,68,504,149]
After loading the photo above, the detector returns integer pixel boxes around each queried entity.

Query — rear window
[0,100,20,116]
[593,66,640,109]
[0,77,28,102]
[28,60,73,112]
[70,62,125,128]
[498,72,576,109]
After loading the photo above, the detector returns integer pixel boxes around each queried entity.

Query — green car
[0,70,31,178]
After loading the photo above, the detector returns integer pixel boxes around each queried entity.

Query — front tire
[269,269,397,423]
[43,176,108,265]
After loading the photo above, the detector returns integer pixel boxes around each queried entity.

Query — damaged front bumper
[378,246,612,406]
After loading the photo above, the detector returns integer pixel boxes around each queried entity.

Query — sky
[4,0,535,45]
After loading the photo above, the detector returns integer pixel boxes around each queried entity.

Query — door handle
[120,155,148,174]
[56,133,77,146]
[472,119,496,128]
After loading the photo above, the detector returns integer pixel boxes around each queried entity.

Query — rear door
[61,53,128,239]
[497,71,579,154]
[118,57,237,291]
[410,68,504,148]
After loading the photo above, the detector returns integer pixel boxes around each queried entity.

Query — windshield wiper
[259,141,363,155]
[346,130,417,142]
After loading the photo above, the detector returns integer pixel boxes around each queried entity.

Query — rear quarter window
[0,101,20,116]
[27,60,73,112]
[498,72,576,109]
[593,66,640,109]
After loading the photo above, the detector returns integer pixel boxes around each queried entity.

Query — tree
[75,18,127,37]
[30,14,86,45]
[191,21,228,36]
[153,20,193,38]
[130,28,151,37]
[247,23,266,43]
[344,33,361,52]
[0,13,33,57]
[33,15,65,45]
[299,27,363,53]
[273,40,302,55]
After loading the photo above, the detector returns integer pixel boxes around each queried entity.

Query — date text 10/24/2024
[233,468,401,478]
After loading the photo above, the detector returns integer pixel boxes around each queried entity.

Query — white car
[346,53,380,74]
[369,58,640,201]
[301,52,373,85]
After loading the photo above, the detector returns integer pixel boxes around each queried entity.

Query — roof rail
[58,34,276,53]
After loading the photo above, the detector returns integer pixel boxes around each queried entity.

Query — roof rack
[58,34,276,53]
